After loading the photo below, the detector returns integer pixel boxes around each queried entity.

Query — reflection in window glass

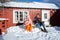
[24,12,28,18]
[20,19,23,21]
[20,15,23,17]
[24,12,27,14]
[15,11,18,20]
[20,12,23,15]
[44,13,47,19]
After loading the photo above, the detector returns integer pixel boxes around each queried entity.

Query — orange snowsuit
[25,17,32,32]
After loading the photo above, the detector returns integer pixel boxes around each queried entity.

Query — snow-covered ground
[0,26,60,40]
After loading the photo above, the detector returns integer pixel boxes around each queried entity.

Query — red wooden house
[0,2,59,32]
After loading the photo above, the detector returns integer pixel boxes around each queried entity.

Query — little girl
[24,16,32,32]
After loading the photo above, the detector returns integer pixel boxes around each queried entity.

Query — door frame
[42,10,50,25]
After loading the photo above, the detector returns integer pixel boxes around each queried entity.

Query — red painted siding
[3,8,42,28]
[0,7,58,33]
[50,10,60,26]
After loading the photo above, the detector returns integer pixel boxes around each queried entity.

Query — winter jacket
[24,17,32,26]
[33,16,41,24]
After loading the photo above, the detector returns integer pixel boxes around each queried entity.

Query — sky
[15,0,60,3]
[15,0,43,2]
[0,0,59,8]
[15,0,60,8]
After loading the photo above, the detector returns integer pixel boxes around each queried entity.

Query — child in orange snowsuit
[24,16,32,32]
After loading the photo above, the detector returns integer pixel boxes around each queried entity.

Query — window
[13,10,29,23]
[15,11,18,22]
[44,13,47,19]
[24,12,29,19]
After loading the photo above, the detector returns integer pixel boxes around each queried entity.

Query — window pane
[15,11,17,13]
[44,13,47,19]
[24,12,28,16]
[20,15,23,17]
[15,11,18,21]
[25,15,28,18]
[20,12,23,19]
[24,12,27,14]
[20,12,23,15]
[24,12,28,19]
[20,19,23,21]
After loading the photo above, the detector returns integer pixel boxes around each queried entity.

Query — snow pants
[37,23,45,29]
[26,24,32,32]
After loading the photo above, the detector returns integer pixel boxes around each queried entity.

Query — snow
[0,2,59,9]
[0,26,60,40]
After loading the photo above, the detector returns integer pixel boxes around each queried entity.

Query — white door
[42,10,50,26]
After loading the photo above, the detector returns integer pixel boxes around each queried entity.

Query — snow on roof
[0,2,59,9]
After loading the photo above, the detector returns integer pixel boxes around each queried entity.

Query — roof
[0,2,59,9]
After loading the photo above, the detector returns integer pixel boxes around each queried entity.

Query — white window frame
[13,10,29,23]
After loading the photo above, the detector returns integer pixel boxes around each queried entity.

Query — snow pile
[0,26,60,40]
